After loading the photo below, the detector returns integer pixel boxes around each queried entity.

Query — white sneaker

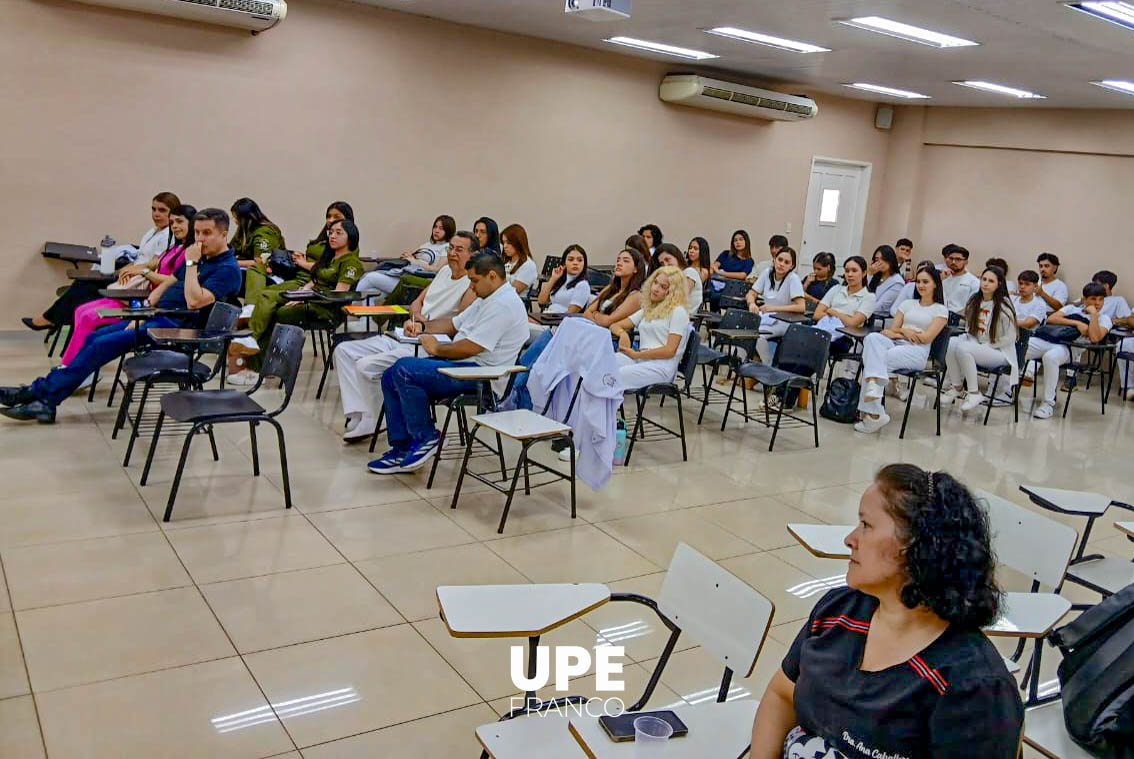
[558,447,574,462]
[896,380,911,402]
[939,387,962,405]
[1125,388,1134,402]
[1033,402,1055,420]
[993,389,1015,405]
[853,412,890,434]
[232,336,259,352]
[343,416,378,442]
[960,393,986,413]
[227,370,259,387]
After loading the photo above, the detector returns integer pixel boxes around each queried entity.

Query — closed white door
[801,158,871,267]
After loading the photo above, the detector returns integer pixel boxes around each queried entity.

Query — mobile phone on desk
[598,710,688,742]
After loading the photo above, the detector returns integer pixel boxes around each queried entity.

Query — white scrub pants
[356,270,402,297]
[334,334,414,418]
[1024,338,1071,405]
[615,353,678,392]
[859,333,930,414]
[756,318,790,364]
[1119,336,1134,390]
[945,336,1008,392]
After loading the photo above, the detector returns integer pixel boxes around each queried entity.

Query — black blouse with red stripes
[782,587,1023,759]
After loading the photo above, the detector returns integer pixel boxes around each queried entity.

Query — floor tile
[17,587,235,692]
[300,703,498,759]
[0,561,9,613]
[485,525,660,584]
[593,510,757,567]
[271,465,421,514]
[0,695,45,759]
[438,483,586,540]
[354,543,529,622]
[719,552,833,626]
[201,564,403,653]
[0,612,30,699]
[692,496,825,550]
[166,515,343,584]
[36,657,293,759]
[0,485,157,549]
[138,473,291,527]
[307,500,475,561]
[244,625,481,748]
[2,532,190,610]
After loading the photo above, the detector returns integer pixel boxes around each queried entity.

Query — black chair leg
[675,390,687,461]
[697,364,712,425]
[140,409,166,486]
[163,423,200,522]
[368,404,386,453]
[123,379,153,467]
[426,403,455,490]
[449,422,478,511]
[568,433,577,519]
[107,354,125,408]
[720,373,741,431]
[87,366,100,403]
[496,432,508,482]
[249,421,260,476]
[112,379,135,439]
[898,381,916,440]
[1062,370,1073,418]
[810,382,820,448]
[267,418,293,510]
[497,441,531,534]
[206,425,220,461]
[768,391,786,452]
[624,393,647,465]
[983,374,1000,426]
[935,375,943,436]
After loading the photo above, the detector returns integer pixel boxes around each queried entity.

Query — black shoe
[0,386,36,407]
[0,401,56,424]
[21,317,53,332]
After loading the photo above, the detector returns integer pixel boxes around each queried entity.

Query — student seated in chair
[655,243,703,313]
[1035,252,1068,314]
[367,251,529,474]
[750,464,1023,759]
[609,266,690,391]
[801,252,837,306]
[895,237,914,280]
[583,248,647,328]
[856,266,948,434]
[229,197,285,303]
[336,230,478,442]
[866,245,906,317]
[1024,281,1112,420]
[1011,270,1047,331]
[535,244,592,316]
[812,255,876,374]
[355,214,454,297]
[939,245,980,316]
[500,223,539,298]
[1,209,242,424]
[747,246,805,364]
[1094,271,1134,400]
[941,265,1019,411]
[684,237,712,289]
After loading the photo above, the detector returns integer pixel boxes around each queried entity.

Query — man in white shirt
[368,251,529,474]
[1092,270,1134,399]
[895,238,914,281]
[1012,271,1048,330]
[335,231,478,442]
[940,245,980,314]
[1026,282,1112,419]
[1036,253,1069,314]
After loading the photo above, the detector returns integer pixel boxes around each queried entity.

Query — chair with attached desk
[440,543,773,759]
[623,330,700,465]
[714,279,749,312]
[138,325,304,522]
[1023,700,1097,759]
[691,310,760,425]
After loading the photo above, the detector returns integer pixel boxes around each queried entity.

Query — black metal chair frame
[714,279,749,312]
[973,327,1032,426]
[691,310,761,424]
[138,325,304,522]
[623,331,701,465]
[889,328,951,440]
[720,324,830,451]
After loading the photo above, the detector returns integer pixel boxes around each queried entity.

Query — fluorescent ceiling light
[1093,79,1134,95]
[704,26,830,54]
[843,82,931,99]
[1065,2,1134,30]
[837,16,979,48]
[952,81,1046,99]
[604,36,718,60]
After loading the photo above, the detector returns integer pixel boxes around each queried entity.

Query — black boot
[0,386,36,407]
[1,401,56,424]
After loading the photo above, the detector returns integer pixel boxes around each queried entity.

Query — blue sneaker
[367,449,407,475]
[399,434,442,472]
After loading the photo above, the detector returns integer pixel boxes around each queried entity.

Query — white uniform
[356,241,448,296]
[871,273,906,317]
[1025,305,1113,406]
[1012,295,1048,328]
[682,266,704,313]
[859,300,949,414]
[506,258,538,297]
[1039,278,1069,314]
[942,270,980,313]
[945,299,1019,393]
[545,278,593,314]
[136,226,172,264]
[751,270,804,363]
[616,306,690,391]
[890,281,917,318]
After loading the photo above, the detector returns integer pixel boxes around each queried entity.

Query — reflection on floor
[0,329,1129,757]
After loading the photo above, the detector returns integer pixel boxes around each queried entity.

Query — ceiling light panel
[603,36,718,60]
[1065,2,1134,30]
[704,27,830,54]
[952,81,1047,99]
[843,83,931,99]
[1092,79,1134,95]
[837,16,979,48]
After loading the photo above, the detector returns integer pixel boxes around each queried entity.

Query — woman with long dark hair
[867,245,905,316]
[751,464,1022,758]
[802,252,837,304]
[942,266,1019,412]
[537,244,592,315]
[685,237,712,285]
[708,229,755,309]
[230,197,285,302]
[473,217,500,254]
[638,223,663,256]
[655,243,704,313]
[583,248,647,327]
[500,223,538,296]
[813,256,876,370]
[746,246,805,364]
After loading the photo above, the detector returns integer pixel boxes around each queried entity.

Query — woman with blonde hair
[500,223,538,297]
[610,266,690,391]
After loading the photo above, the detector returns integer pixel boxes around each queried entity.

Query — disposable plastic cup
[633,716,673,754]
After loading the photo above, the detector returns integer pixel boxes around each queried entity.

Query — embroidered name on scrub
[841,732,911,759]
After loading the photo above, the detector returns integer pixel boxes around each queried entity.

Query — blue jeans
[380,357,480,451]
[30,317,177,406]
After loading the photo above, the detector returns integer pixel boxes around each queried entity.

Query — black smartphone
[598,710,689,742]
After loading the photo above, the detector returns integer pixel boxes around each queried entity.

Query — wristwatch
[186,259,197,267]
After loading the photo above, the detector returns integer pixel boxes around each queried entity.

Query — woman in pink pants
[60,206,194,366]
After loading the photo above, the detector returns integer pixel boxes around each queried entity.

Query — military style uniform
[233,223,286,303]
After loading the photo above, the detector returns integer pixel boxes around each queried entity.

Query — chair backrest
[1015,327,1033,366]
[204,302,240,333]
[259,324,306,409]
[977,489,1077,589]
[927,327,952,370]
[585,269,612,291]
[773,324,831,381]
[719,308,759,332]
[658,543,774,678]
[676,329,701,393]
[719,279,749,298]
[540,255,562,278]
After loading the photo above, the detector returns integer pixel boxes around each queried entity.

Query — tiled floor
[0,329,1131,757]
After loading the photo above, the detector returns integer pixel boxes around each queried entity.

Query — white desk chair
[458,543,775,759]
[1021,486,1134,604]
[1023,701,1096,759]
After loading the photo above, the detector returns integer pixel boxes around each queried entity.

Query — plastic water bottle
[612,419,628,466]
[98,235,117,274]
[129,299,142,310]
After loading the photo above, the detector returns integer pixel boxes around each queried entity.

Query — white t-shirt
[629,306,691,363]
[1102,295,1132,321]
[451,284,530,396]
[420,264,469,321]
[753,270,804,306]
[1058,305,1113,332]
[1011,295,1048,328]
[942,271,980,313]
[1040,278,1069,314]
[820,285,876,318]
[890,281,917,317]
[682,267,703,313]
[136,226,171,264]
[507,258,538,293]
[546,278,593,314]
[872,273,906,316]
[970,299,1017,346]
[897,299,949,334]
[405,241,448,273]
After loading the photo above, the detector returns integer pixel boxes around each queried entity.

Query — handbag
[107,274,150,292]
[820,378,860,424]
[1035,318,1086,344]
[267,248,300,281]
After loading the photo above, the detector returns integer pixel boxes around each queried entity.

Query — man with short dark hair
[940,245,980,314]
[1035,253,1068,314]
[757,234,789,279]
[368,251,529,474]
[0,209,242,423]
[895,238,914,279]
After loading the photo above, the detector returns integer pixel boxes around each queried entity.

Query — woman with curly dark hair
[751,464,1023,759]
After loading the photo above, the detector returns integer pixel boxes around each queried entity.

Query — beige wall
[1,0,894,322]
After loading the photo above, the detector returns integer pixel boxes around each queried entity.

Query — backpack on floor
[820,378,859,424]
[1050,582,1134,758]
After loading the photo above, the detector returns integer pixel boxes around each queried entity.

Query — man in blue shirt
[1,208,242,424]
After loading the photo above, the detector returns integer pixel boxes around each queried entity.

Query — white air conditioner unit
[73,0,287,32]
[659,74,818,121]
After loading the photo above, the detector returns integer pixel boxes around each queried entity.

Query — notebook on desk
[393,327,452,345]
[343,305,410,316]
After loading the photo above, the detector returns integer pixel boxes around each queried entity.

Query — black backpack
[1050,582,1134,758]
[820,378,860,424]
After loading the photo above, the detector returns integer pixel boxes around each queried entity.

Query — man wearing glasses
[939,244,980,315]
[335,232,478,442]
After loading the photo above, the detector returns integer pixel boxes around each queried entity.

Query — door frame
[802,156,873,266]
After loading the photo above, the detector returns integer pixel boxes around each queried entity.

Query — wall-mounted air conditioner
[74,0,287,32]
[659,74,818,122]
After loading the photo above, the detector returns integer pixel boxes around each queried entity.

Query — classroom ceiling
[355,0,1134,108]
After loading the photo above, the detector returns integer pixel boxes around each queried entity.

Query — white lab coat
[527,318,623,491]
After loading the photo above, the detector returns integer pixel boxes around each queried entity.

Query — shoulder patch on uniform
[256,239,269,250]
